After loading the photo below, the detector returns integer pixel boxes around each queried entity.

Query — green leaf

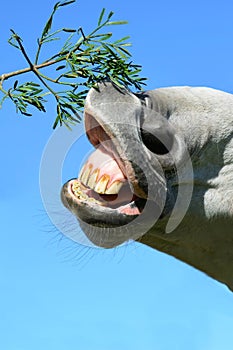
[62,103,77,114]
[101,43,117,57]
[41,14,53,39]
[113,36,130,44]
[106,11,114,21]
[40,0,75,39]
[26,82,40,87]
[127,68,142,76]
[21,112,32,117]
[42,37,60,44]
[56,65,66,71]
[63,73,78,78]
[109,76,124,88]
[106,21,128,26]
[63,28,76,33]
[53,115,60,129]
[91,33,112,41]
[116,45,131,57]
[8,30,22,50]
[8,38,20,49]
[68,113,81,122]
[58,0,76,7]
[13,80,18,89]
[98,8,105,26]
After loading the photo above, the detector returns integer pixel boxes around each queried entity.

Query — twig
[10,30,59,101]
[0,60,57,84]
[0,2,146,128]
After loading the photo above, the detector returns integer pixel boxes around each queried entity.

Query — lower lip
[70,179,142,216]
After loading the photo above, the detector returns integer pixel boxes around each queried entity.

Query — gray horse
[61,82,233,290]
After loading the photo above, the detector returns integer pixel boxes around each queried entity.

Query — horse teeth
[94,174,110,194]
[80,164,92,185]
[80,165,125,195]
[105,181,123,194]
[87,169,99,189]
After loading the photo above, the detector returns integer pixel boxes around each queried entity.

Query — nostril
[140,128,172,155]
[139,110,175,156]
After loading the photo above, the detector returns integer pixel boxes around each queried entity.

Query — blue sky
[1,1,233,349]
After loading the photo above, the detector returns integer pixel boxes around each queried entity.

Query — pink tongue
[83,145,126,185]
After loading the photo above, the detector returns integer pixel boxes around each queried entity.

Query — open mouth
[64,112,147,217]
[59,82,171,247]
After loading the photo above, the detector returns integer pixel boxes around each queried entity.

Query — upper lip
[83,82,166,202]
[84,110,149,200]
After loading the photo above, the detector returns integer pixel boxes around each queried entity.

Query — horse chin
[60,177,164,248]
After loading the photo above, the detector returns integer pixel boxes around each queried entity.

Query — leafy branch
[0,0,147,129]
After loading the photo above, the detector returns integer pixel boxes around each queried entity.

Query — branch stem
[0,59,58,84]
[7,31,59,101]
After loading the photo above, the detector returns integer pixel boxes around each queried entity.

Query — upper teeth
[88,169,99,188]
[80,164,93,185]
[79,165,124,194]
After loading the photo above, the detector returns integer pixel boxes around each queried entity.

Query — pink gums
[80,145,126,188]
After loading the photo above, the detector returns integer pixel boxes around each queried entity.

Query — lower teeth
[72,181,106,206]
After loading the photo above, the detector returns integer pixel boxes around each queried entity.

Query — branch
[0,59,57,84]
[0,2,147,129]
